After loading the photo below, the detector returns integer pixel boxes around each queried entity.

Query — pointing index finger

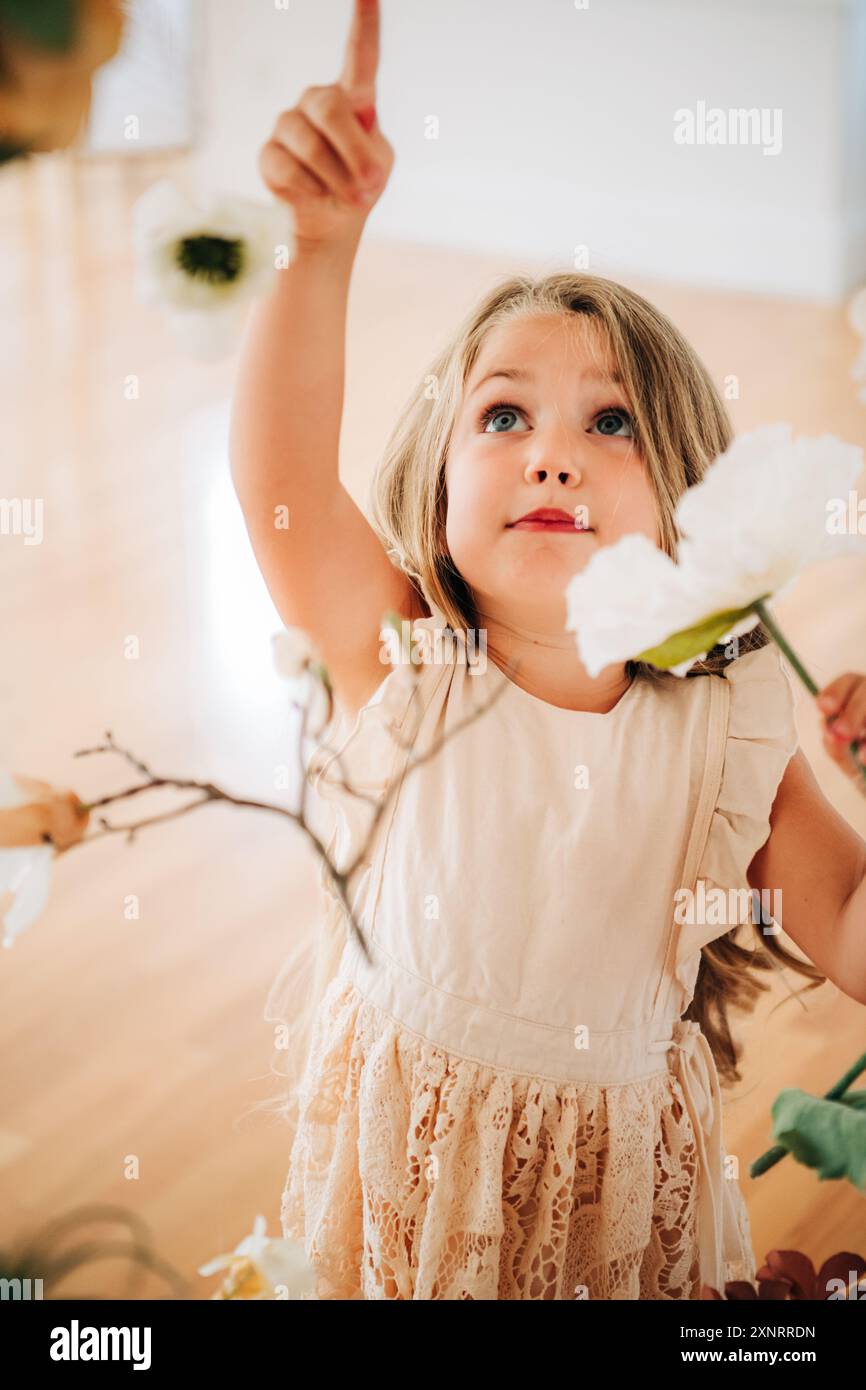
[339,0,380,108]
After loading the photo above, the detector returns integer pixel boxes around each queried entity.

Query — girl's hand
[258,0,393,252]
[0,776,90,851]
[817,673,866,781]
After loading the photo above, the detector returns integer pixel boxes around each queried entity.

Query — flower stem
[753,598,866,791]
[753,598,818,694]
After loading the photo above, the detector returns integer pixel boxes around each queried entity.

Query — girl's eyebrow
[467,364,623,399]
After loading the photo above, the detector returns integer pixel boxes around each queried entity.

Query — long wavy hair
[365,270,824,1087]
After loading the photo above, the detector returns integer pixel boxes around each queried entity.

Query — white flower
[272,627,332,733]
[198,1214,316,1300]
[132,180,291,360]
[565,425,865,677]
[271,626,317,680]
[0,771,54,949]
[676,425,864,592]
[566,533,735,677]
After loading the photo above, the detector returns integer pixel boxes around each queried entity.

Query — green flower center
[175,234,244,285]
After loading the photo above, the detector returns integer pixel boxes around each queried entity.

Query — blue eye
[592,409,634,438]
[479,402,528,433]
[478,400,636,438]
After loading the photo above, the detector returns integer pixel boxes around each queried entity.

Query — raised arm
[229,0,423,717]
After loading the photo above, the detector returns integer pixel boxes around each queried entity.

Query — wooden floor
[1,151,865,1297]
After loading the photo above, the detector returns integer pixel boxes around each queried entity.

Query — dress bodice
[308,602,797,1067]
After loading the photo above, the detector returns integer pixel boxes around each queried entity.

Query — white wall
[841,0,866,287]
[192,0,866,302]
[85,0,196,153]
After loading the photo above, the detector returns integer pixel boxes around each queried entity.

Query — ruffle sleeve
[675,641,800,1000]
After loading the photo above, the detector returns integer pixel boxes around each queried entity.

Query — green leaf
[771,1088,866,1190]
[635,604,756,670]
[0,0,77,52]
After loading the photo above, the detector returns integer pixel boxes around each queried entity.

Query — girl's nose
[522,421,588,486]
[523,453,584,487]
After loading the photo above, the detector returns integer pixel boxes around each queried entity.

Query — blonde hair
[254,273,822,1154]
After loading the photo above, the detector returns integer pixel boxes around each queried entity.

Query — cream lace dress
[280,598,799,1301]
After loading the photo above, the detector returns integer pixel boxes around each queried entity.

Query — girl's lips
[508,519,594,532]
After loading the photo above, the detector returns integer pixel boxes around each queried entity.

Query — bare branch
[66,655,517,967]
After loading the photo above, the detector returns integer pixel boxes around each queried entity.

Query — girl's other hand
[817,673,866,780]
[258,0,394,253]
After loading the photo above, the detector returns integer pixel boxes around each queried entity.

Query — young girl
[230,0,866,1300]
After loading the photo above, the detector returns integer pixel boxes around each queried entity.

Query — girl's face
[445,312,660,628]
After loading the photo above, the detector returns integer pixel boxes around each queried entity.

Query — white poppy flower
[565,425,865,677]
[132,180,291,360]
[198,1214,316,1300]
[566,533,738,677]
[676,424,864,593]
[0,771,54,949]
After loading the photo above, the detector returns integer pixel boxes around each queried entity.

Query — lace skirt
[280,975,756,1300]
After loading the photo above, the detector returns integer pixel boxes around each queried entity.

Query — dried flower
[703,1247,866,1300]
[0,772,56,947]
